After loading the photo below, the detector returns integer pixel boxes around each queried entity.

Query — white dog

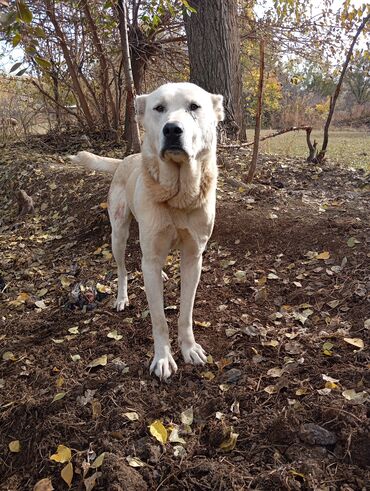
[70,83,224,379]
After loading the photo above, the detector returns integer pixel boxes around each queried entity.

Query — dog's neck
[142,151,217,210]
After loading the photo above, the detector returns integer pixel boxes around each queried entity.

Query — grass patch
[246,128,370,170]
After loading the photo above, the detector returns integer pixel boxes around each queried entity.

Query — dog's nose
[163,122,184,137]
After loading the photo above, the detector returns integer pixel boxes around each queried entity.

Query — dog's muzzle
[161,121,187,159]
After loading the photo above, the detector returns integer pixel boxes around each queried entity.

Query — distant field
[246,128,370,170]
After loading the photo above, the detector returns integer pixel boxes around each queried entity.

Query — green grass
[246,128,370,170]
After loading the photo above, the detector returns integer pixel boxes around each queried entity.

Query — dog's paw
[181,342,207,365]
[150,351,178,380]
[114,297,129,312]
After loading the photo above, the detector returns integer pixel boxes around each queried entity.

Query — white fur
[70,83,224,380]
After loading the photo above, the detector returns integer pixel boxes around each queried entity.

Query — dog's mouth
[161,146,188,161]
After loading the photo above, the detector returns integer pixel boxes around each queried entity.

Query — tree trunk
[45,0,95,130]
[81,0,118,131]
[184,0,244,141]
[123,27,147,143]
[246,40,264,183]
[317,13,370,162]
[117,0,141,153]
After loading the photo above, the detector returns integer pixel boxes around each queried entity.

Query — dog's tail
[69,151,123,174]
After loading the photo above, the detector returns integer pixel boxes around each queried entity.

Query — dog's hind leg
[109,187,132,312]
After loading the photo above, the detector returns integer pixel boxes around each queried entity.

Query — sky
[0,0,368,73]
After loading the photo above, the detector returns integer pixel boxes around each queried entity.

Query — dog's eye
[189,103,200,111]
[154,105,165,113]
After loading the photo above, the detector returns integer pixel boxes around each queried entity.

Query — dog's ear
[211,94,224,123]
[135,94,147,123]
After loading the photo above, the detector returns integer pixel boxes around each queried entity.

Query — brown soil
[0,137,369,490]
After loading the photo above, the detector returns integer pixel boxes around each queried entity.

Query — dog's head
[135,83,224,164]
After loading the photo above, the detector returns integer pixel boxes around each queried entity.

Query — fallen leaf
[52,392,66,403]
[267,273,279,280]
[342,389,368,403]
[9,440,21,452]
[87,355,108,368]
[322,341,334,356]
[2,351,16,361]
[84,471,101,491]
[180,407,193,426]
[123,411,139,421]
[33,477,54,491]
[317,251,330,260]
[35,300,47,309]
[126,456,145,467]
[296,387,309,396]
[50,445,71,463]
[107,330,123,341]
[61,462,73,487]
[322,374,339,383]
[68,326,79,334]
[347,237,360,247]
[99,202,108,209]
[262,340,279,347]
[219,432,238,452]
[149,420,168,444]
[173,445,186,457]
[96,282,111,294]
[201,371,215,380]
[169,426,186,444]
[264,385,277,394]
[91,453,105,469]
[194,321,211,328]
[267,367,284,378]
[343,338,364,349]
[70,354,81,362]
[91,400,102,419]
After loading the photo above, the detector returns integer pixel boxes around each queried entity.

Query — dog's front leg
[178,247,207,366]
[142,253,178,380]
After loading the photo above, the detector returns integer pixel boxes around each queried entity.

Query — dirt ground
[1,134,369,491]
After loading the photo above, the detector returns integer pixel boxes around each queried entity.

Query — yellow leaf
[317,251,330,260]
[325,381,338,389]
[201,371,215,380]
[3,351,16,361]
[343,338,364,349]
[99,202,108,209]
[50,445,71,463]
[87,355,108,368]
[91,452,105,469]
[56,376,64,388]
[289,469,305,478]
[33,477,54,491]
[68,326,79,334]
[262,340,279,347]
[61,462,73,488]
[96,282,111,293]
[194,321,211,328]
[107,330,123,341]
[219,432,238,452]
[149,420,168,444]
[295,387,309,396]
[9,440,21,452]
[52,392,66,403]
